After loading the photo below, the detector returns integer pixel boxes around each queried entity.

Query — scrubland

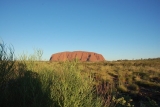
[0,44,160,107]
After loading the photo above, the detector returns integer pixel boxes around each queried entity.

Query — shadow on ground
[0,62,54,107]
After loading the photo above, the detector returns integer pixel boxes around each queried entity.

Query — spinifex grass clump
[0,42,16,106]
[39,60,103,107]
[0,42,52,107]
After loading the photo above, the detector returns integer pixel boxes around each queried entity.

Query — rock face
[50,51,105,62]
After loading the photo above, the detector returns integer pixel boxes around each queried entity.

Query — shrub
[39,61,103,107]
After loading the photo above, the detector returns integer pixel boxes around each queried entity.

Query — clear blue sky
[0,0,160,60]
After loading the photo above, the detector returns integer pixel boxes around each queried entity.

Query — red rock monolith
[50,51,105,62]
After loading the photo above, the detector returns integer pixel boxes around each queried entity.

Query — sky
[0,0,160,61]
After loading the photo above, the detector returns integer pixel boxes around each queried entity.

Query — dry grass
[1,44,160,107]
